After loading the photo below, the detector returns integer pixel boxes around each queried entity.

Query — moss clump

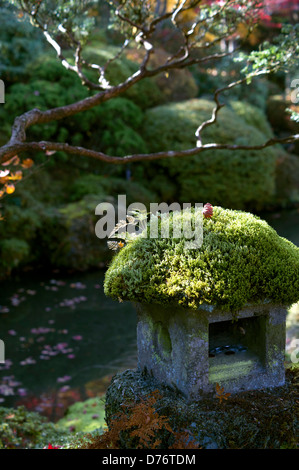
[0,405,68,449]
[104,206,299,312]
[56,397,106,434]
[104,367,299,449]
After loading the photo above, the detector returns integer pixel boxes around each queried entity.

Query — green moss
[104,206,299,312]
[56,397,106,434]
[154,322,172,360]
[209,359,255,383]
[0,405,68,449]
[105,368,298,449]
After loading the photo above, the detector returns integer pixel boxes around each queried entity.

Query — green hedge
[137,99,284,211]
[0,1,46,82]
[0,170,158,277]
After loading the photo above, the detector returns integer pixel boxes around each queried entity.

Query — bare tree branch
[195,71,265,145]
[1,0,298,168]
[1,134,298,166]
[1,67,148,161]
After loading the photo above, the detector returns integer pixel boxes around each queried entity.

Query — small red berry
[203,203,213,219]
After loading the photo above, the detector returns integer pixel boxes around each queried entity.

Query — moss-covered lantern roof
[104,207,299,312]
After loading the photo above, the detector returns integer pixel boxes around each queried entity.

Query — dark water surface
[0,270,137,419]
[261,208,299,247]
[0,209,298,419]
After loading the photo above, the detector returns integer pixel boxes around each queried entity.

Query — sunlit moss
[104,206,299,312]
[56,397,106,434]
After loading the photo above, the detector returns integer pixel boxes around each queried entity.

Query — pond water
[0,270,137,420]
[0,209,298,420]
[261,208,299,247]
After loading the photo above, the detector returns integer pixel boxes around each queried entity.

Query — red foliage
[79,390,200,450]
[204,0,299,28]
[15,388,83,422]
[46,443,61,449]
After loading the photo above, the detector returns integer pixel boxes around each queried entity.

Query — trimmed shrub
[0,53,149,162]
[84,44,165,109]
[0,1,46,83]
[138,98,283,211]
[39,173,158,270]
[70,174,157,205]
[36,195,112,270]
[126,47,199,103]
[275,153,299,206]
[190,56,271,111]
[0,238,30,275]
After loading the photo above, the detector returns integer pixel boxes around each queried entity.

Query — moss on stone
[104,206,299,312]
[104,367,299,449]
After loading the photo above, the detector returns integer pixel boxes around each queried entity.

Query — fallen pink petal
[8,330,17,336]
[72,335,82,341]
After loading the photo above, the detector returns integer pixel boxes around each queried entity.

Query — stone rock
[105,367,298,449]
[135,302,287,400]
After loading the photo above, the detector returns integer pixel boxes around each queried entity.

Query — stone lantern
[135,301,287,399]
[104,206,299,400]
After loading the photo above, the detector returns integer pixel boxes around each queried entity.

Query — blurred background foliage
[0,0,299,279]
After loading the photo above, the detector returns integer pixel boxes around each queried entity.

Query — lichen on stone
[104,206,299,312]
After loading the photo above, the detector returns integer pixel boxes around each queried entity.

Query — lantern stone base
[105,368,297,449]
[135,302,287,400]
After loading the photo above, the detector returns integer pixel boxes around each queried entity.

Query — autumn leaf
[0,177,9,185]
[215,383,231,404]
[46,443,61,449]
[5,183,15,194]
[2,155,20,166]
[21,158,34,169]
[8,170,23,181]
